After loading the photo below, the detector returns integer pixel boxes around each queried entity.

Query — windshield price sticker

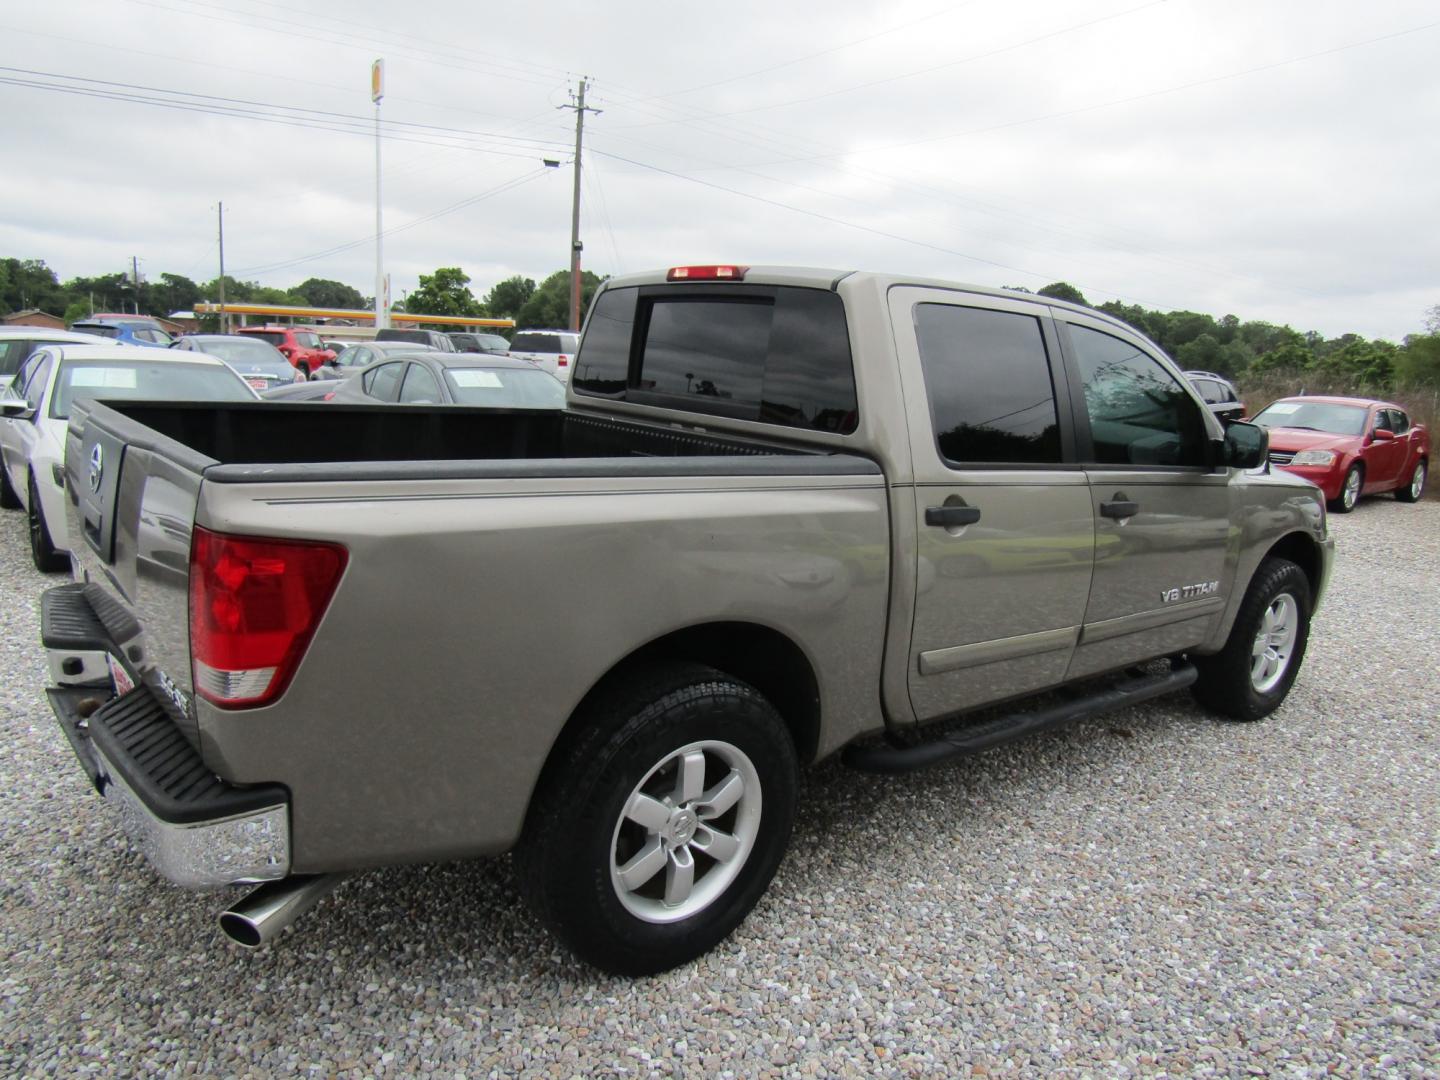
[71,368,139,389]
[450,371,504,389]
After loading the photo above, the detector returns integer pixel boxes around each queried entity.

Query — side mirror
[1218,420,1267,469]
[1372,428,1396,441]
[1,395,35,420]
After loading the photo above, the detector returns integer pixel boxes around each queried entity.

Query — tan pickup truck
[43,265,1333,974]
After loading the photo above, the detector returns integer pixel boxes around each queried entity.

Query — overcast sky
[2,0,1437,340]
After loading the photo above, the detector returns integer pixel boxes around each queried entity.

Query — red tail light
[189,527,348,709]
[557,355,568,367]
[667,265,748,281]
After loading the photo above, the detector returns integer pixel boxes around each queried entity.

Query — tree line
[3,256,1436,392]
[0,257,599,336]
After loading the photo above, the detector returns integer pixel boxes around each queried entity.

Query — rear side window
[915,305,1061,465]
[574,285,857,434]
[363,362,405,402]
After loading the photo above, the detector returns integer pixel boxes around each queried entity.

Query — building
[3,309,65,330]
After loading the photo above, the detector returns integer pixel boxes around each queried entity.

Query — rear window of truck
[574,285,857,434]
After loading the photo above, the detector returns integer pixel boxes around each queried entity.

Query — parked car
[374,327,456,352]
[311,340,435,380]
[1183,370,1245,423]
[329,352,567,408]
[507,329,580,378]
[1250,395,1429,512]
[0,344,258,571]
[1,327,112,381]
[449,331,511,354]
[68,317,174,348]
[234,326,334,376]
[170,334,304,391]
[261,380,341,402]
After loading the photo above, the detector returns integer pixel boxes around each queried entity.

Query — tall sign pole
[561,78,601,332]
[217,202,227,333]
[372,59,387,331]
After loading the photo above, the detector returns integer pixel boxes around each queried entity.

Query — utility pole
[560,78,601,332]
[372,59,387,331]
[217,202,227,333]
[130,255,142,314]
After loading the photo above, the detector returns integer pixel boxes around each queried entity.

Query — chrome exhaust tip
[219,873,346,948]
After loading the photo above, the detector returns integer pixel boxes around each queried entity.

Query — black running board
[843,661,1197,774]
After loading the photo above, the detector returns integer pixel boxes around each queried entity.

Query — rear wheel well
[554,623,821,772]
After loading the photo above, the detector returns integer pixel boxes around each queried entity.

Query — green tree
[294,277,365,309]
[1037,281,1087,306]
[150,272,201,317]
[481,275,536,318]
[407,267,481,323]
[515,270,604,330]
[2,258,66,315]
[1395,334,1440,387]
[1249,341,1313,375]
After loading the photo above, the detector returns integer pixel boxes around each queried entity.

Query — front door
[1055,316,1231,679]
[889,288,1095,722]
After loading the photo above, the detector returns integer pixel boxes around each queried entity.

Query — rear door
[889,287,1095,720]
[1056,314,1230,678]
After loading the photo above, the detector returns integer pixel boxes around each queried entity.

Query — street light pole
[372,59,387,331]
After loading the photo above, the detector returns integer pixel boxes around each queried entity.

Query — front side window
[1070,325,1206,467]
[23,355,54,410]
[915,304,1061,465]
[1389,409,1410,434]
[0,339,30,379]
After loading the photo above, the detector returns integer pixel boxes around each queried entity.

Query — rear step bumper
[42,585,291,889]
[844,661,1198,774]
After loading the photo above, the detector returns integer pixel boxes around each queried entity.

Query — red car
[234,326,334,377]
[1250,395,1429,513]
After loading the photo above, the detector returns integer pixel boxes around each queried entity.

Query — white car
[0,344,259,572]
[507,329,580,379]
[0,326,112,384]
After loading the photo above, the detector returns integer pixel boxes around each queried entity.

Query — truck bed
[97,401,852,481]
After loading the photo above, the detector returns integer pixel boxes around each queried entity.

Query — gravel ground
[1,497,1436,1078]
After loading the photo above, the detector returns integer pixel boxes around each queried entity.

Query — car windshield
[50,360,255,418]
[1250,400,1368,436]
[194,338,288,367]
[443,367,566,408]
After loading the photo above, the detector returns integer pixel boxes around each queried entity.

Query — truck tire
[1330,463,1363,513]
[515,662,798,975]
[1394,460,1426,503]
[28,474,67,573]
[1191,557,1311,722]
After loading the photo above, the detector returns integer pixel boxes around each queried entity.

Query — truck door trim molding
[1079,596,1226,645]
[918,625,1079,676]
